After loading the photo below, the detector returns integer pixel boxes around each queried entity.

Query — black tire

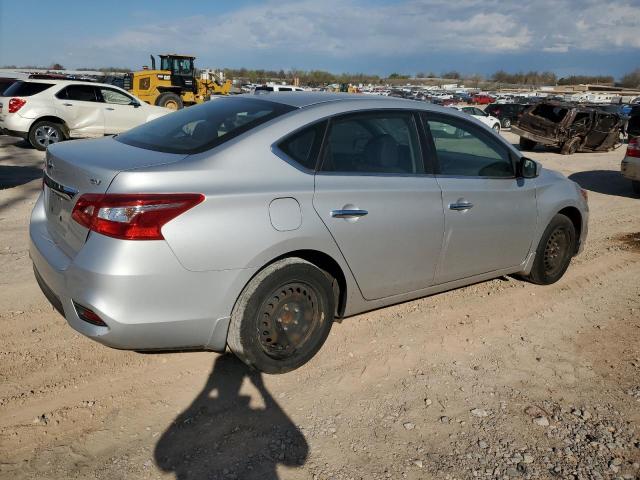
[561,137,580,155]
[632,180,640,195]
[502,118,512,129]
[28,120,65,151]
[524,214,576,285]
[519,137,537,151]
[227,258,335,374]
[155,92,184,110]
[492,123,501,133]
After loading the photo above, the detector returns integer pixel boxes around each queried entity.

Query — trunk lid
[44,136,187,258]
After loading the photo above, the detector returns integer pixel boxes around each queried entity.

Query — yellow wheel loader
[124,54,232,110]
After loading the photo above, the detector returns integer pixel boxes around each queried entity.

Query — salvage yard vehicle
[0,79,169,150]
[485,102,531,129]
[513,102,623,155]
[621,136,640,195]
[453,106,501,132]
[124,54,232,110]
[30,93,588,373]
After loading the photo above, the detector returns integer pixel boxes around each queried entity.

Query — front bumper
[29,193,256,352]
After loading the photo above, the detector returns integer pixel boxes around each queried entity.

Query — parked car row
[0,79,169,150]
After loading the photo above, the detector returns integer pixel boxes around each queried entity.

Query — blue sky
[1,0,639,78]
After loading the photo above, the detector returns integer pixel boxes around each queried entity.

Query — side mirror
[130,100,141,108]
[519,157,540,178]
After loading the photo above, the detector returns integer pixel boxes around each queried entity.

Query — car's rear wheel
[561,137,581,155]
[227,258,335,374]
[156,92,184,110]
[29,121,65,151]
[519,137,537,151]
[524,214,576,285]
[502,118,512,129]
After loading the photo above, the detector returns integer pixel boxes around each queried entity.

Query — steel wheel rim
[34,126,60,147]
[257,282,322,360]
[543,227,570,276]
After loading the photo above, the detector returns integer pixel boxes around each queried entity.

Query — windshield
[160,57,193,75]
[116,97,295,154]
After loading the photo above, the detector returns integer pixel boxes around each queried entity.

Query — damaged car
[512,102,624,155]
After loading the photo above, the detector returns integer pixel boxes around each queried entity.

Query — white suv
[0,79,169,150]
[451,106,502,132]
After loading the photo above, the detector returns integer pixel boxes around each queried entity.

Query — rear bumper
[511,126,559,146]
[0,114,31,138]
[621,156,640,181]
[29,193,256,352]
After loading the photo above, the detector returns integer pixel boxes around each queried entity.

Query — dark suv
[513,102,623,155]
[485,103,530,129]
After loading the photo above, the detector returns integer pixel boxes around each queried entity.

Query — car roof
[238,91,453,111]
[12,78,117,89]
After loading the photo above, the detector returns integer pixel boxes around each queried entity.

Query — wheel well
[558,206,582,252]
[271,250,347,318]
[31,116,68,135]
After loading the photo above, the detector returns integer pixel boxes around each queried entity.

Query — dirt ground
[0,132,639,480]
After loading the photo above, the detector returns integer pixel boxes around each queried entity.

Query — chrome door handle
[449,202,474,211]
[330,209,368,218]
[105,107,115,111]
[62,103,73,106]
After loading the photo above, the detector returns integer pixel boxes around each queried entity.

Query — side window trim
[421,112,517,179]
[316,109,427,176]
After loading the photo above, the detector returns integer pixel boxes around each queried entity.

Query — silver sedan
[30,93,589,373]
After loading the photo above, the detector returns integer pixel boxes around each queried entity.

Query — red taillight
[8,98,26,113]
[626,137,640,158]
[73,302,107,327]
[71,193,205,240]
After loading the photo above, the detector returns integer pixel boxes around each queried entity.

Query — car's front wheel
[29,120,65,151]
[492,123,501,132]
[524,214,576,285]
[227,258,335,374]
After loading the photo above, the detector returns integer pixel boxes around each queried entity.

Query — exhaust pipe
[150,55,156,70]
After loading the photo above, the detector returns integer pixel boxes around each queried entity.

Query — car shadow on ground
[0,165,42,190]
[569,170,639,199]
[154,354,308,480]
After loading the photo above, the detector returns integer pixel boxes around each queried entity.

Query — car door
[583,112,619,150]
[54,85,104,137]
[313,110,444,300]
[97,86,145,134]
[422,113,537,284]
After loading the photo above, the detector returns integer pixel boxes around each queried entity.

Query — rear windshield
[3,81,54,97]
[116,97,296,154]
[531,104,568,122]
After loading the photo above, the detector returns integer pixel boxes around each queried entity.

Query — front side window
[320,112,424,174]
[99,87,134,105]
[425,115,514,177]
[117,97,295,154]
[57,85,99,102]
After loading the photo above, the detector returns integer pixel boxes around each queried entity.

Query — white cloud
[80,0,640,67]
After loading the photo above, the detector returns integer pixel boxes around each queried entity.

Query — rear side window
[320,112,424,174]
[117,97,295,154]
[3,81,54,97]
[277,121,326,170]
[56,85,99,102]
[531,104,568,122]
